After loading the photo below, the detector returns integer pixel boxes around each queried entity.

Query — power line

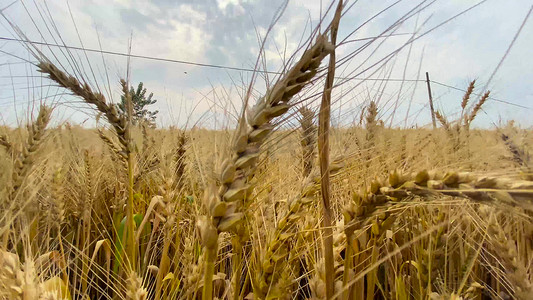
[0,36,531,110]
[0,36,278,73]
[0,35,418,77]
[0,36,426,83]
[431,80,531,110]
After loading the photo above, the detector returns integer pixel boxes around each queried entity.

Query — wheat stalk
[10,105,52,199]
[461,81,476,111]
[467,91,490,126]
[0,250,40,299]
[126,271,148,300]
[0,134,13,155]
[501,133,529,168]
[298,106,317,178]
[98,129,128,169]
[459,80,476,127]
[38,61,139,271]
[435,111,450,132]
[344,170,533,235]
[173,131,188,191]
[317,2,342,297]
[365,101,379,143]
[38,63,129,152]
[483,209,532,299]
[257,157,344,298]
[198,31,334,299]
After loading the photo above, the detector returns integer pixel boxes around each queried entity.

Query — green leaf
[112,213,147,273]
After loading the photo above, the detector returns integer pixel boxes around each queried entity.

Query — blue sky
[0,0,532,128]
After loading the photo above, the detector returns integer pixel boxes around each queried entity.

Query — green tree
[118,82,159,127]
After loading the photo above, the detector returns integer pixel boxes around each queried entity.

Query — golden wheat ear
[467,91,490,126]
[345,169,533,233]
[461,80,476,111]
[298,106,317,178]
[0,135,13,155]
[10,105,52,201]
[37,62,129,152]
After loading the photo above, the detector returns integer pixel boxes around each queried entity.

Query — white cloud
[217,0,246,16]
[178,4,207,23]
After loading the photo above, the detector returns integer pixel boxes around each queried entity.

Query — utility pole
[425,72,437,129]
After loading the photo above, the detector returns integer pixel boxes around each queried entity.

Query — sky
[0,0,532,129]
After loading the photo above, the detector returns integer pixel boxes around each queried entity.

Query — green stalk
[155,237,172,299]
[81,213,91,297]
[125,149,136,269]
[124,83,136,273]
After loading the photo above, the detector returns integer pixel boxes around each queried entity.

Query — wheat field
[1,1,532,299]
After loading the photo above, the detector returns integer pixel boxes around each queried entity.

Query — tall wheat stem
[232,237,242,300]
[318,1,342,299]
[121,79,136,274]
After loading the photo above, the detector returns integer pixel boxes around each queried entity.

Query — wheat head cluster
[0,1,532,300]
